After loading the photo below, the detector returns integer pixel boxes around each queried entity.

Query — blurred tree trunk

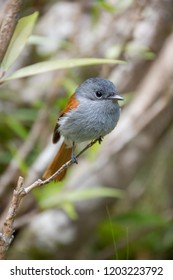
[0,0,23,63]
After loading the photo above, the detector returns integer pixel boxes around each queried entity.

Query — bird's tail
[43,141,72,181]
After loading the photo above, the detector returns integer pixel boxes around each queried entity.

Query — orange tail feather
[43,142,72,181]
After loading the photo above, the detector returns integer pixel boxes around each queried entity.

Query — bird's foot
[97,136,104,144]
[71,153,78,164]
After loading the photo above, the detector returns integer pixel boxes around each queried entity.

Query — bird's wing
[52,93,79,143]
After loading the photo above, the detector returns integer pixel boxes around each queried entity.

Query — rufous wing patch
[52,93,79,144]
[61,93,79,114]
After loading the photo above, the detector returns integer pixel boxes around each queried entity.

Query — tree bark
[0,0,23,64]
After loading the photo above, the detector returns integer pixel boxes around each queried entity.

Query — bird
[43,77,123,181]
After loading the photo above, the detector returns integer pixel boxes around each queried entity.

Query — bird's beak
[108,93,124,101]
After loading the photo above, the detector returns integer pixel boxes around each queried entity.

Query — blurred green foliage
[1,12,39,71]
[33,181,123,220]
[0,0,173,260]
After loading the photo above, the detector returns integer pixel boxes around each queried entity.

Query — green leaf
[95,0,116,12]
[33,181,63,202]
[3,58,125,81]
[38,187,123,209]
[8,144,28,174]
[115,211,166,227]
[1,12,39,71]
[6,116,28,139]
[61,202,78,220]
[34,181,77,219]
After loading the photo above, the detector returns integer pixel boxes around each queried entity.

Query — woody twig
[0,139,98,259]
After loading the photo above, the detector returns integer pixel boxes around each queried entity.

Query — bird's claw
[98,136,103,144]
[71,154,78,164]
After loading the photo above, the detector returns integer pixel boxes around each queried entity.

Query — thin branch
[24,139,98,193]
[0,139,98,259]
[0,0,23,67]
[0,176,24,260]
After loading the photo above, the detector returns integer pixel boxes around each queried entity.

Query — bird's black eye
[95,90,103,98]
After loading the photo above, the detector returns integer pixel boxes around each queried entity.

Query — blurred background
[0,0,173,260]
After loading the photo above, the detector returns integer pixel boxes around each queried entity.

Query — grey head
[75,77,123,102]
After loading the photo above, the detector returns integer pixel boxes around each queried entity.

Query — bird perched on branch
[43,77,123,181]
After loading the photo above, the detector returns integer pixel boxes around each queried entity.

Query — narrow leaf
[6,116,28,139]
[39,187,123,209]
[1,12,39,71]
[61,203,78,220]
[3,58,125,81]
